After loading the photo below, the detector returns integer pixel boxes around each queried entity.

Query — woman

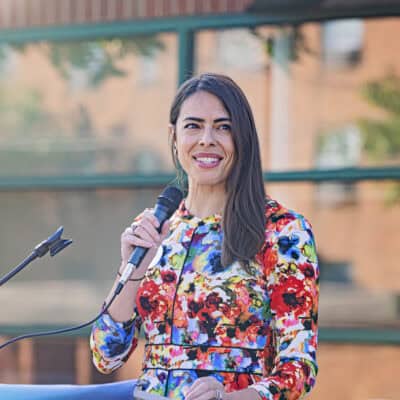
[90,73,319,400]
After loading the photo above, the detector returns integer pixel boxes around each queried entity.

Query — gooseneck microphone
[116,185,183,294]
[0,185,183,350]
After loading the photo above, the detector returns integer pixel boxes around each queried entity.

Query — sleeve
[250,216,319,400]
[90,308,142,374]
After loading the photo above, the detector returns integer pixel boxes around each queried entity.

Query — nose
[199,126,216,146]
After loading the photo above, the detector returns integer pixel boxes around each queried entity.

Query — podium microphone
[0,186,183,350]
[115,185,183,294]
[0,226,72,287]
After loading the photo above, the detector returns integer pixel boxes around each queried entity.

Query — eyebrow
[183,117,231,123]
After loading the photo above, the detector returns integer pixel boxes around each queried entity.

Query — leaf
[384,182,400,205]
[358,75,400,204]
[43,35,164,87]
[361,75,400,115]
[358,117,400,161]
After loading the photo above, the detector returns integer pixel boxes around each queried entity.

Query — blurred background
[0,1,399,399]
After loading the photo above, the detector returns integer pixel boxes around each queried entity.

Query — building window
[322,19,364,67]
[215,29,266,71]
[319,257,353,285]
[315,125,361,206]
[137,54,159,85]
[0,44,18,78]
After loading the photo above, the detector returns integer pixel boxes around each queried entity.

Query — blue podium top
[0,380,137,400]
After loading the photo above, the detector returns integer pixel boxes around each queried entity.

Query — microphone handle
[115,203,171,294]
[128,202,169,266]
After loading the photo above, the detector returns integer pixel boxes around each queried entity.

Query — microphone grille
[158,186,184,215]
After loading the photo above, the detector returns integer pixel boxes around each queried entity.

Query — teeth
[196,157,220,163]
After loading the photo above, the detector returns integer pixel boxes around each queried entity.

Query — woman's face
[172,91,235,189]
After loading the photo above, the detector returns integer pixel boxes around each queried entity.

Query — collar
[174,200,222,227]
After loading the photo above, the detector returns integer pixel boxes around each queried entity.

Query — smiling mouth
[193,155,223,168]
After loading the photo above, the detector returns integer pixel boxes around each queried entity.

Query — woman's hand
[184,377,262,400]
[120,208,171,275]
[184,377,227,400]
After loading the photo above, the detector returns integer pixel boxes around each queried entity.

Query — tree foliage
[359,75,400,203]
[0,35,164,88]
[47,36,164,87]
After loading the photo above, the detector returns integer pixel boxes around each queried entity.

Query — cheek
[176,137,194,162]
[224,138,235,160]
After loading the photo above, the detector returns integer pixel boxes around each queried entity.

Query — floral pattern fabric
[90,198,319,399]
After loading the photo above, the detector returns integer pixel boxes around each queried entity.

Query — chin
[190,174,227,188]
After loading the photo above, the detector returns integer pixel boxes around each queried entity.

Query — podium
[0,380,169,400]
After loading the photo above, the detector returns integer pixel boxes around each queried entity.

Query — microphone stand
[0,226,72,287]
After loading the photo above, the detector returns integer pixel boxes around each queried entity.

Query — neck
[185,182,227,218]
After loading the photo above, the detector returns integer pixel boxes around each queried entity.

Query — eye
[218,124,232,131]
[184,122,200,129]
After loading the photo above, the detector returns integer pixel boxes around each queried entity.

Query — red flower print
[245,322,262,342]
[262,332,276,375]
[161,270,177,283]
[219,303,233,319]
[271,362,306,400]
[173,298,186,319]
[270,276,313,318]
[265,213,295,232]
[261,245,278,277]
[224,373,253,391]
[137,280,169,319]
[275,215,295,232]
[205,292,222,313]
[298,263,315,278]
[188,300,205,319]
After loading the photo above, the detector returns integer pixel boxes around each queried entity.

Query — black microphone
[115,186,183,294]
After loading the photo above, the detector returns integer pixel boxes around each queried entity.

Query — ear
[168,123,176,143]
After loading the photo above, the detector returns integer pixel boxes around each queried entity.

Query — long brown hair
[169,73,266,266]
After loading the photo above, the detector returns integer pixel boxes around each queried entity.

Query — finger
[186,378,222,398]
[141,209,160,229]
[185,389,222,400]
[122,227,133,236]
[188,376,221,389]
[186,381,216,398]
[132,225,159,245]
[136,218,161,242]
[123,235,155,248]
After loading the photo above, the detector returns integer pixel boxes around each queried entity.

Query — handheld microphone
[116,186,183,294]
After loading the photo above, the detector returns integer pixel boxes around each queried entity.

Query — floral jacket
[90,198,319,400]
